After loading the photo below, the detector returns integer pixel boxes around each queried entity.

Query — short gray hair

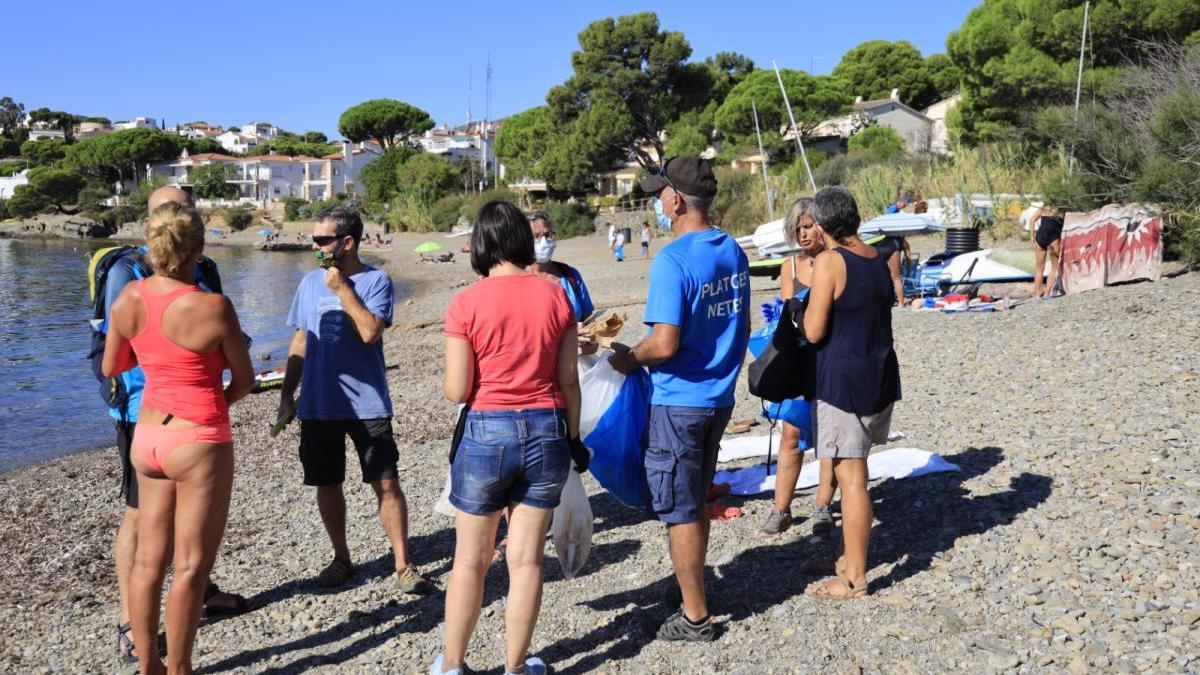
[811,186,861,241]
[783,198,814,247]
[678,191,713,211]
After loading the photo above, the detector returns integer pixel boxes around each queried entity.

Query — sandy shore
[1,229,1198,673]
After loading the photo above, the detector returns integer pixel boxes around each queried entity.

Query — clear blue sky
[7,1,976,139]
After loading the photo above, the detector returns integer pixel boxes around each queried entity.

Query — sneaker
[758,508,793,536]
[811,504,834,534]
[429,654,463,675]
[656,610,716,642]
[317,557,356,588]
[396,565,436,595]
[505,656,547,675]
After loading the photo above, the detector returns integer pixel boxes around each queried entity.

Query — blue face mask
[653,197,672,229]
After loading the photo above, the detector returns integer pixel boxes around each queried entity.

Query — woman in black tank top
[801,187,902,600]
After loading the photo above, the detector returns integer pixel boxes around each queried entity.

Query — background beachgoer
[641,221,651,258]
[102,202,254,673]
[803,186,902,600]
[612,229,626,262]
[871,235,907,306]
[1030,206,1064,297]
[529,210,596,325]
[610,157,749,642]
[434,200,583,675]
[277,206,433,594]
[758,198,838,537]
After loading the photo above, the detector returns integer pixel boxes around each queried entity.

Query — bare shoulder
[813,249,843,270]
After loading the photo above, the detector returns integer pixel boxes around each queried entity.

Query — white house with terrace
[147,140,382,203]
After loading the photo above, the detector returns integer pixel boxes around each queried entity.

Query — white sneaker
[430,654,463,675]
[506,656,547,675]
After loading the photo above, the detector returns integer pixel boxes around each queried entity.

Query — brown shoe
[395,565,436,595]
[317,557,356,588]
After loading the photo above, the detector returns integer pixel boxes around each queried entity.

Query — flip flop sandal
[805,576,868,600]
[203,583,252,618]
[117,622,137,664]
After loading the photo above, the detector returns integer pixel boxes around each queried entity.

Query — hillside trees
[493,106,553,181]
[946,0,1200,144]
[832,40,938,109]
[714,69,851,148]
[65,128,183,184]
[338,99,434,149]
[547,12,696,168]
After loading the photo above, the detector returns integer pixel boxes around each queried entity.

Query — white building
[416,123,497,169]
[113,117,158,131]
[27,128,66,141]
[0,169,29,199]
[923,94,961,156]
[172,121,223,140]
[147,141,382,203]
[216,131,259,154]
[242,122,280,140]
[801,89,935,155]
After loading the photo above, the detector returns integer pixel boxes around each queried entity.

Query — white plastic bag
[433,469,455,518]
[578,351,624,438]
[551,469,593,579]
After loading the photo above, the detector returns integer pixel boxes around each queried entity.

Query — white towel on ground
[712,447,960,497]
[717,430,906,464]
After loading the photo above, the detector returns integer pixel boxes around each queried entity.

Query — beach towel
[717,430,904,464]
[713,447,957,496]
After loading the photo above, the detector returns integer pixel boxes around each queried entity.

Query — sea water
[0,238,397,471]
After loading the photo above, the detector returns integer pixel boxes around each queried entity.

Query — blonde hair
[783,198,815,247]
[146,202,205,276]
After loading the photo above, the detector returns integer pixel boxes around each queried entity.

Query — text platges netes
[701,270,748,319]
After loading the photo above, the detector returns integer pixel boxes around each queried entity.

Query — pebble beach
[1,227,1198,674]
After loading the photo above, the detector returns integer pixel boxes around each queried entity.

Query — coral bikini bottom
[132,420,233,474]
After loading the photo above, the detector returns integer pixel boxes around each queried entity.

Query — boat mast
[773,59,817,193]
[1068,0,1090,176]
[751,100,775,220]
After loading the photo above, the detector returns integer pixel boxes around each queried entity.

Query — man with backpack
[91,186,249,664]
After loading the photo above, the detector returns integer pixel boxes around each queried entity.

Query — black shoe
[657,610,716,642]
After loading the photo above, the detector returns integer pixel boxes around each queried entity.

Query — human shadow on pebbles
[197,591,444,674]
[242,526,458,615]
[202,537,640,672]
[538,446,1052,674]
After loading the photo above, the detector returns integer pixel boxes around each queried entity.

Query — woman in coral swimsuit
[103,202,254,674]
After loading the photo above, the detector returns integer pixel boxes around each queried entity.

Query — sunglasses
[312,235,341,246]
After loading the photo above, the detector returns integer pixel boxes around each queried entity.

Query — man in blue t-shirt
[610,157,749,643]
[277,206,432,594]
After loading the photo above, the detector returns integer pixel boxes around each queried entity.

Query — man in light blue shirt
[278,206,432,594]
[610,157,749,643]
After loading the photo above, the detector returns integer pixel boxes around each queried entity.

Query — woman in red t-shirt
[433,200,583,675]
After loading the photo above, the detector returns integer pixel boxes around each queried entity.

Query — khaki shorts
[812,400,894,459]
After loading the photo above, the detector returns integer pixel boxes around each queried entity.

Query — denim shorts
[644,404,733,525]
[450,408,571,515]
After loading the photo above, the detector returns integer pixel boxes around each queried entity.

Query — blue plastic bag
[583,367,651,508]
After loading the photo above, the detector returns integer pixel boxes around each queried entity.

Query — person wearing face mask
[529,210,596,331]
[277,206,434,595]
[609,157,749,642]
